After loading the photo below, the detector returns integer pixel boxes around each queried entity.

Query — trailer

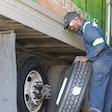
[0,0,111,112]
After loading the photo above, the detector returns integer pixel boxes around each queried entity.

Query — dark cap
[64,12,79,29]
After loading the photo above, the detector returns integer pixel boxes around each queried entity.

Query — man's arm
[84,26,106,61]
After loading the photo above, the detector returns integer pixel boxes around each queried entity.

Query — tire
[17,55,48,112]
[47,65,69,112]
[56,62,92,112]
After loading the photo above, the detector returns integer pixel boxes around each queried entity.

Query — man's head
[64,12,82,32]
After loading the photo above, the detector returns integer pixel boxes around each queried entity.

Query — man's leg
[103,66,112,112]
[88,61,111,112]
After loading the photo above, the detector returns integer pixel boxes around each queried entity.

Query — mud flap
[0,31,17,112]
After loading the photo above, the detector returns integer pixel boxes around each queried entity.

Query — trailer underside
[0,1,90,112]
[0,0,85,65]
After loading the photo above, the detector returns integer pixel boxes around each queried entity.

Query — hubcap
[24,70,43,112]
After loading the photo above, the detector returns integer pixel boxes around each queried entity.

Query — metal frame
[106,0,111,45]
[0,0,84,51]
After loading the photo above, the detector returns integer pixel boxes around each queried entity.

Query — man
[64,12,112,112]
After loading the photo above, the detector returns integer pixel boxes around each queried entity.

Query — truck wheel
[17,55,50,112]
[56,62,92,112]
[47,65,69,112]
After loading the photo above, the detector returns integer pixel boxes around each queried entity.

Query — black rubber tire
[47,65,69,112]
[17,55,48,112]
[56,62,92,112]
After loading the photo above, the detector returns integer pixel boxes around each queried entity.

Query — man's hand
[74,56,88,62]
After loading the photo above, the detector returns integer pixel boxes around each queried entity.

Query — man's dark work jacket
[80,20,112,61]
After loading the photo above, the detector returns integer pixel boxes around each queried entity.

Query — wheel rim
[24,70,43,112]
